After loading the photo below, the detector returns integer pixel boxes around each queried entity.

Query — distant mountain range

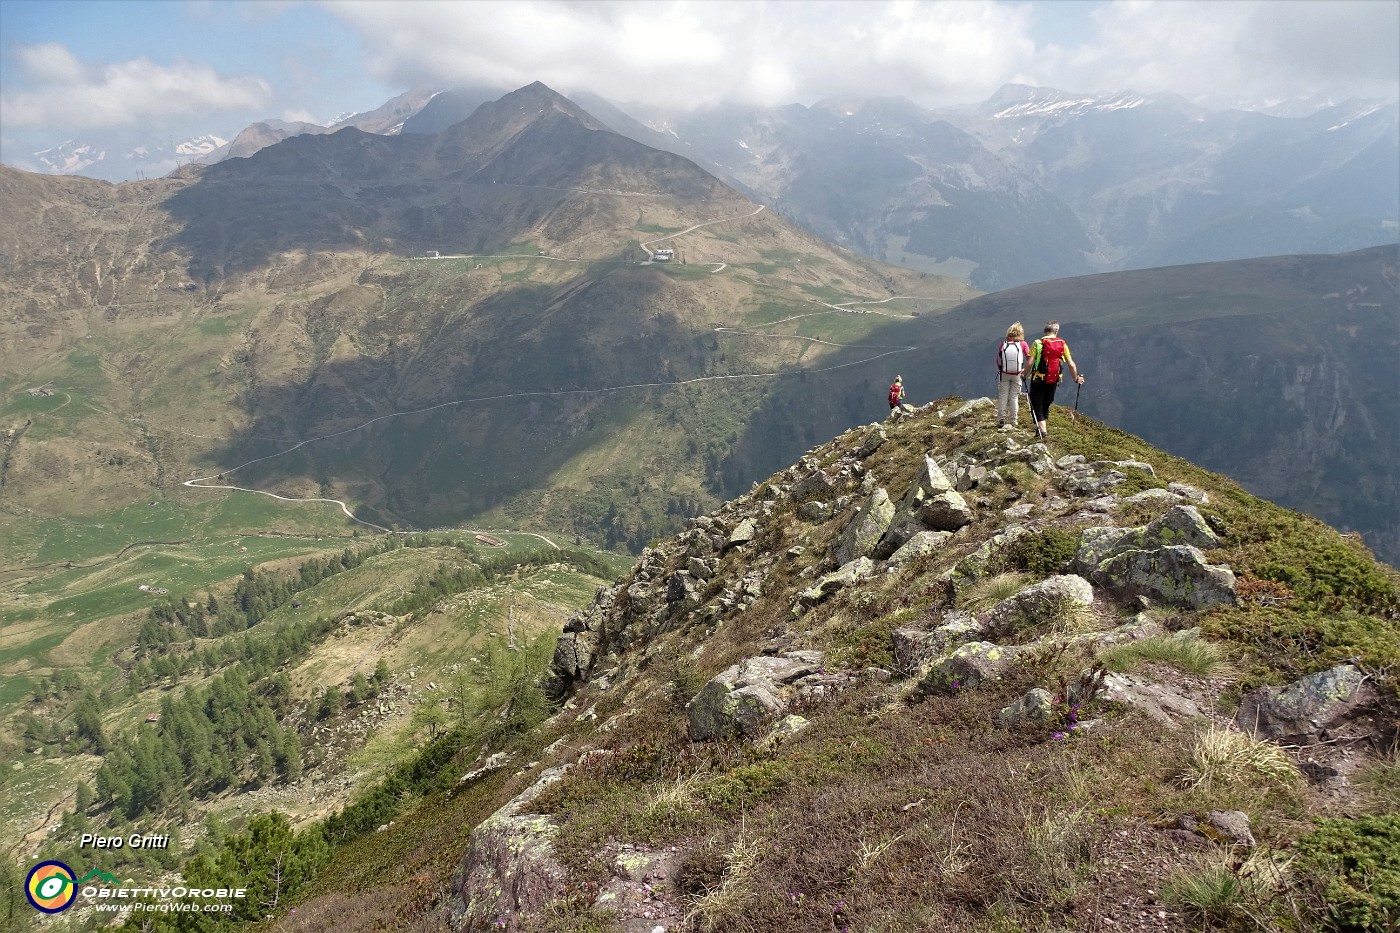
[2,82,1396,564]
[35,80,1386,290]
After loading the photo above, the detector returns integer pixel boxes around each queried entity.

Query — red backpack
[1034,337,1066,384]
[888,382,903,406]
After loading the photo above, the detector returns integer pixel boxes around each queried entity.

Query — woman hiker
[1027,321,1084,438]
[996,322,1030,427]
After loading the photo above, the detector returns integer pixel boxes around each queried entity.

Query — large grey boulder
[945,397,995,424]
[688,652,825,740]
[916,490,975,531]
[1234,664,1372,742]
[1091,545,1236,609]
[1076,506,1221,572]
[1091,672,1206,724]
[982,575,1095,640]
[726,518,757,549]
[454,767,570,931]
[898,456,957,510]
[834,488,895,565]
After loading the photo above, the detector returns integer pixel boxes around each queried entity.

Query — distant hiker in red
[888,375,913,415]
[1027,321,1084,438]
[996,322,1030,427]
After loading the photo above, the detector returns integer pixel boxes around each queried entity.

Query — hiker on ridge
[996,322,1030,427]
[888,375,907,413]
[1027,321,1084,438]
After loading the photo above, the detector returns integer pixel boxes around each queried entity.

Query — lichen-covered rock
[1125,488,1179,505]
[797,557,875,604]
[1167,482,1208,503]
[982,574,1095,639]
[1065,470,1127,496]
[999,688,1056,729]
[454,767,570,932]
[687,653,824,740]
[798,500,832,522]
[1076,506,1221,572]
[686,530,717,558]
[917,641,1021,696]
[834,488,895,564]
[687,556,716,581]
[1234,664,1372,742]
[726,518,757,549]
[1091,545,1236,608]
[1089,672,1206,723]
[888,530,953,566]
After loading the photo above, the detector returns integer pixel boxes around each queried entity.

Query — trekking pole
[1071,380,1082,422]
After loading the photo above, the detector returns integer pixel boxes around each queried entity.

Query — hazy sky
[2,0,1397,175]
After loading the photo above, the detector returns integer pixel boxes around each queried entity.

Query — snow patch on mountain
[32,141,105,174]
[175,135,228,157]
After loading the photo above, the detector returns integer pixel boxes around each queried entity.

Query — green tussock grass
[1099,633,1234,678]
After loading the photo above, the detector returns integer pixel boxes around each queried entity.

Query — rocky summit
[435,398,1399,933]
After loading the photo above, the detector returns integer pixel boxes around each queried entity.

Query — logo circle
[26,861,77,913]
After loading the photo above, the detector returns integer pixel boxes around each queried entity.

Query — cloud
[321,0,1039,109]
[0,44,271,129]
[1030,0,1400,105]
[320,0,1398,111]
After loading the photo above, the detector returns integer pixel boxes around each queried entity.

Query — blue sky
[2,0,1397,179]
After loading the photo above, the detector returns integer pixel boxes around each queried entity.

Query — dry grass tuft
[683,825,764,933]
[1179,727,1299,792]
[960,572,1033,611]
[1355,747,1400,813]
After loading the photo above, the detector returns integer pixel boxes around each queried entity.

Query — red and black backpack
[1034,337,1066,384]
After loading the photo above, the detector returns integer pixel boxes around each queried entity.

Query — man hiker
[1027,321,1084,438]
[996,322,1030,427]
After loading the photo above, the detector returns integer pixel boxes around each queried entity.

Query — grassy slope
[0,530,621,890]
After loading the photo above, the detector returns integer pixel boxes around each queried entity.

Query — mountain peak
[489,81,609,132]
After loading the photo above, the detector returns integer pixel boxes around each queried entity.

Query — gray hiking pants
[997,374,1022,424]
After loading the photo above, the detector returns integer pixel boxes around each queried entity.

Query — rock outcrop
[454,767,570,931]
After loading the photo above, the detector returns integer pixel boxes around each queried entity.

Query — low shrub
[1294,815,1400,932]
[992,528,1081,575]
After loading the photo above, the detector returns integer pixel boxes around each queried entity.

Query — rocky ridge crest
[450,399,1398,933]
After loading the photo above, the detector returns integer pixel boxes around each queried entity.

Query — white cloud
[0,44,271,129]
[320,0,1398,111]
[321,0,1040,109]
[1026,1,1400,105]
